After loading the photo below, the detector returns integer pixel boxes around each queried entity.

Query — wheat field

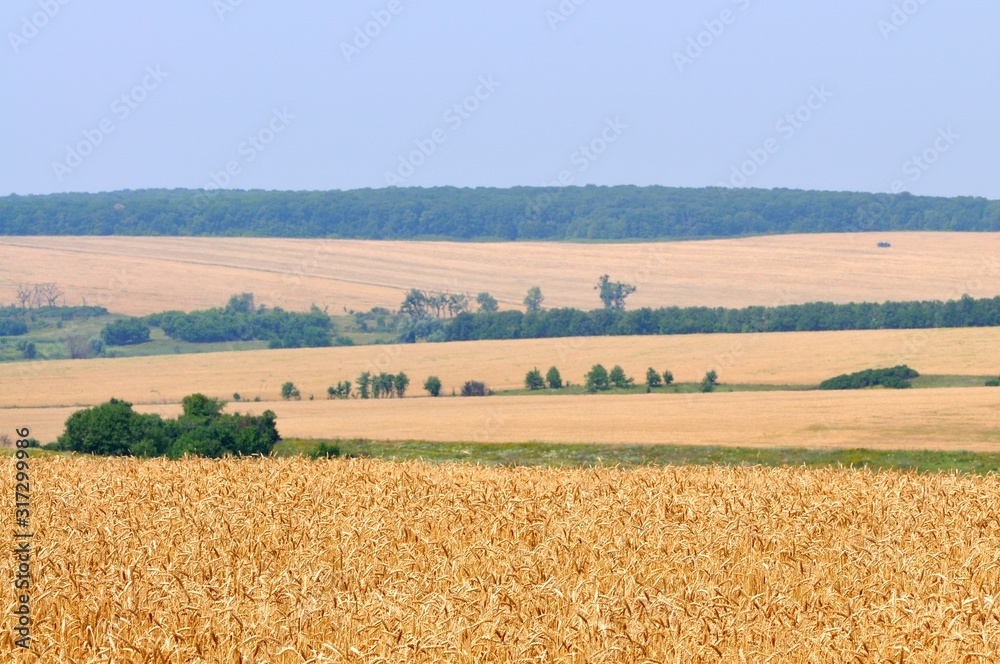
[5,457,1000,662]
[3,327,999,410]
[11,386,1000,451]
[1,232,999,315]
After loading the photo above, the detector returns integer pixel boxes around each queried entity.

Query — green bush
[461,380,488,397]
[585,364,610,393]
[645,367,662,388]
[700,370,718,393]
[525,368,545,390]
[609,365,633,389]
[101,317,151,346]
[280,381,301,400]
[54,394,279,458]
[819,365,919,390]
[545,366,562,389]
[424,375,442,397]
[309,441,341,459]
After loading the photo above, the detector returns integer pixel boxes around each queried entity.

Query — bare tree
[15,283,35,310]
[66,332,98,359]
[446,293,470,317]
[36,283,64,307]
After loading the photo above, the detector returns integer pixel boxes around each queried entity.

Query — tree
[609,365,633,389]
[35,282,64,307]
[595,275,637,311]
[225,292,257,314]
[662,370,674,386]
[101,317,151,346]
[461,380,488,397]
[476,292,499,313]
[700,370,718,393]
[66,332,101,359]
[424,375,442,397]
[524,286,544,312]
[585,364,610,393]
[400,289,430,319]
[357,371,372,399]
[646,367,662,388]
[373,372,395,398]
[16,340,37,360]
[546,366,563,389]
[181,393,225,420]
[446,293,470,317]
[394,372,410,398]
[327,380,351,399]
[56,398,167,456]
[525,367,545,390]
[280,381,301,400]
[15,283,35,310]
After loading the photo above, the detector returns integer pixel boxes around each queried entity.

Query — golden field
[5,457,1000,662]
[1,232,999,315]
[11,386,1000,451]
[5,327,999,448]
[2,327,999,409]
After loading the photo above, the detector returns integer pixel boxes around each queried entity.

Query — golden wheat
[5,457,1000,662]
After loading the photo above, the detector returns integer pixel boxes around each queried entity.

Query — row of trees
[15,282,63,309]
[441,295,1000,342]
[4,186,999,239]
[47,394,279,458]
[281,372,412,401]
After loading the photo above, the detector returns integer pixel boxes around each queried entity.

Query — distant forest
[2,186,999,239]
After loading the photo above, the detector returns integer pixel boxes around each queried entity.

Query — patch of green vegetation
[910,375,999,389]
[273,439,1000,475]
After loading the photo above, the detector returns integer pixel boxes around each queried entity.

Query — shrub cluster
[101,317,151,346]
[819,365,919,390]
[146,294,340,348]
[47,394,279,458]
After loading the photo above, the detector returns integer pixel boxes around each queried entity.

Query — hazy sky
[3,1,997,198]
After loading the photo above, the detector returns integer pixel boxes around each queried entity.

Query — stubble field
[6,457,1000,662]
[4,326,999,448]
[2,232,999,315]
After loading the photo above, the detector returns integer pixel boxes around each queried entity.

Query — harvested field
[2,327,999,410]
[1,232,998,315]
[13,387,1000,451]
[5,457,1000,662]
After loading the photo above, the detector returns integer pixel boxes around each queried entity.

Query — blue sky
[3,1,997,198]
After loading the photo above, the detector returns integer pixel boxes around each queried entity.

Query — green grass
[274,438,1000,475]
[910,374,999,389]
